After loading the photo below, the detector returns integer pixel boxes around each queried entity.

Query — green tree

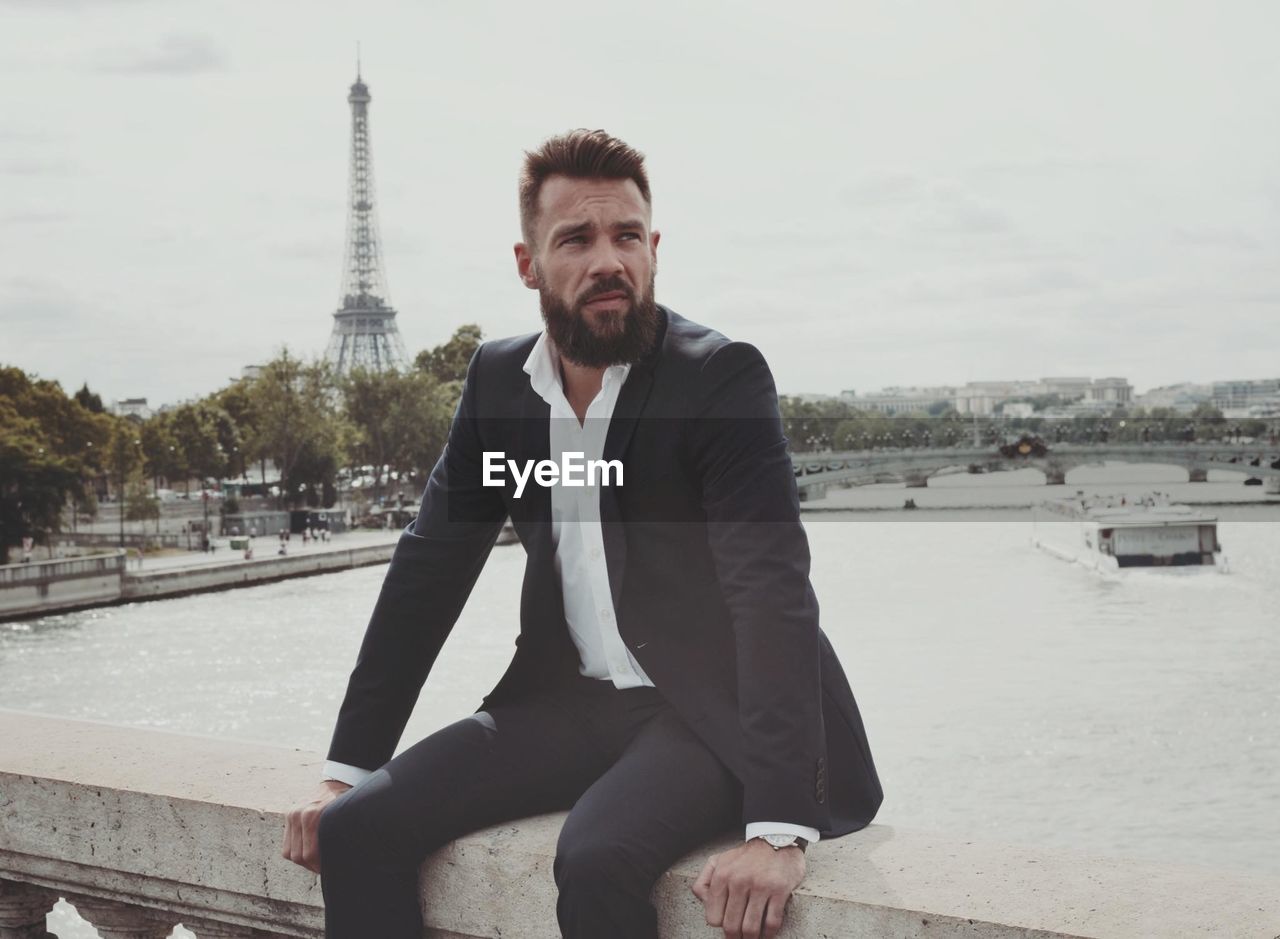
[248,349,344,508]
[343,367,455,500]
[213,380,258,480]
[74,383,105,414]
[124,474,159,525]
[169,401,233,491]
[140,415,182,492]
[342,367,401,500]
[415,324,483,385]
[0,367,113,562]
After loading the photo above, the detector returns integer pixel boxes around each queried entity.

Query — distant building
[953,377,1131,416]
[1039,400,1117,419]
[240,365,265,381]
[1089,377,1133,404]
[1212,378,1280,417]
[112,398,151,421]
[846,386,955,415]
[1039,377,1093,399]
[1000,402,1035,419]
[1132,383,1211,413]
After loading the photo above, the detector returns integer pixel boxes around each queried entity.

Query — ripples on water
[3,471,1278,936]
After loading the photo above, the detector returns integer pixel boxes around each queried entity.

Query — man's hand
[281,779,351,874]
[692,838,805,939]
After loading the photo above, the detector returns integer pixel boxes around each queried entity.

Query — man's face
[514,175,661,368]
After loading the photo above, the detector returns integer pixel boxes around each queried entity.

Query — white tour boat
[1031,492,1226,573]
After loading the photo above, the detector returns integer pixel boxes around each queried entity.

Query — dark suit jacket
[327,306,882,837]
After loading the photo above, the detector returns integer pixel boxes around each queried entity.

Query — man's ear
[650,229,660,272]
[514,242,539,289]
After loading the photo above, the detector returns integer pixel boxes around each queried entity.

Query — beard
[538,271,660,368]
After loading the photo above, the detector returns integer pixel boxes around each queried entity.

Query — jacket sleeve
[326,345,508,770]
[690,341,828,831]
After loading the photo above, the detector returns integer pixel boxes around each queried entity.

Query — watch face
[762,834,796,849]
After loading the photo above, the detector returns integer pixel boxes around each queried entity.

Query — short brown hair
[519,129,651,246]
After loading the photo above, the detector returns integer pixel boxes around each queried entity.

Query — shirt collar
[522,330,632,403]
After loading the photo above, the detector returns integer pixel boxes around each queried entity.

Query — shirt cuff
[322,760,374,787]
[744,822,821,845]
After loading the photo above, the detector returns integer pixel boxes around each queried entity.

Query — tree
[140,415,181,492]
[342,367,401,500]
[213,380,258,480]
[342,367,455,501]
[169,401,235,491]
[74,383,105,414]
[248,349,345,508]
[124,475,159,525]
[415,324,483,385]
[0,402,80,563]
[0,367,112,562]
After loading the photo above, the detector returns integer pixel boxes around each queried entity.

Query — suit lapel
[600,365,655,613]
[517,382,553,544]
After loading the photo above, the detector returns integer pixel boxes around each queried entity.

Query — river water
[3,466,1278,935]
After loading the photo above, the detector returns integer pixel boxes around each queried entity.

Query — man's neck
[558,357,607,425]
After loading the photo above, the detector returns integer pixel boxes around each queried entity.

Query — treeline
[778,397,1272,452]
[0,325,482,563]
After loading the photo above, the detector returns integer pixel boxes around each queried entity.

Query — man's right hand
[282,779,351,874]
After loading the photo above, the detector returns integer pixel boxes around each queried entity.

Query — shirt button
[599,608,612,621]
[590,546,602,560]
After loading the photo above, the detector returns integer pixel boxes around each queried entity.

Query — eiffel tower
[325,61,408,374]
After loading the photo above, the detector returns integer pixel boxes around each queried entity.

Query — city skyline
[3,0,1278,406]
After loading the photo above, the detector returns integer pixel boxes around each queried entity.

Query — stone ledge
[2,710,1278,937]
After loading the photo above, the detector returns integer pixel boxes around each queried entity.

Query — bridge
[790,442,1280,498]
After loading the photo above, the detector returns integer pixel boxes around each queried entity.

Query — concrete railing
[0,543,396,621]
[0,552,124,587]
[121,542,395,602]
[1,710,1278,938]
[0,552,125,619]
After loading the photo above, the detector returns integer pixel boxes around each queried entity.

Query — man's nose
[586,240,626,278]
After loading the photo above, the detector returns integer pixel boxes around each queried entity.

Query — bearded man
[283,129,882,939]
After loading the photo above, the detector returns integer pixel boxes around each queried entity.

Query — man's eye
[561,236,586,246]
[618,232,641,241]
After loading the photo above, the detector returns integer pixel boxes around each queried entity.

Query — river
[3,466,1278,935]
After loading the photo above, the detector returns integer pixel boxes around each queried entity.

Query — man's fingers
[721,880,748,939]
[762,892,788,939]
[704,862,730,928]
[302,805,323,873]
[741,891,769,939]
[692,855,717,902]
[285,810,302,863]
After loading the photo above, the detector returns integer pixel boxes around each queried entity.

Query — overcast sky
[3,0,1278,407]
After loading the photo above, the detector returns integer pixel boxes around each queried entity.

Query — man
[283,129,882,939]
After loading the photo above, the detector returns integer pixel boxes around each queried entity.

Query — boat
[1031,492,1226,572]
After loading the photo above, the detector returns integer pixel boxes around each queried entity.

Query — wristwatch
[756,833,808,853]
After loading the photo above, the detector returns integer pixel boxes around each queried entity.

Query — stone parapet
[0,543,396,621]
[1,710,1278,938]
[120,542,395,603]
[0,552,125,620]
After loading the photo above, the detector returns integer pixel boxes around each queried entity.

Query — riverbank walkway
[129,529,401,573]
[1,531,402,621]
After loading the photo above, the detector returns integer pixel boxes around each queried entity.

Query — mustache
[577,277,635,306]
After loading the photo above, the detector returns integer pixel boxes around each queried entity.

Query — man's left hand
[692,837,805,939]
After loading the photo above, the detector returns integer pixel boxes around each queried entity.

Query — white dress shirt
[325,332,818,846]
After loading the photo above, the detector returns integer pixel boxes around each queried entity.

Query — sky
[2,0,1278,407]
